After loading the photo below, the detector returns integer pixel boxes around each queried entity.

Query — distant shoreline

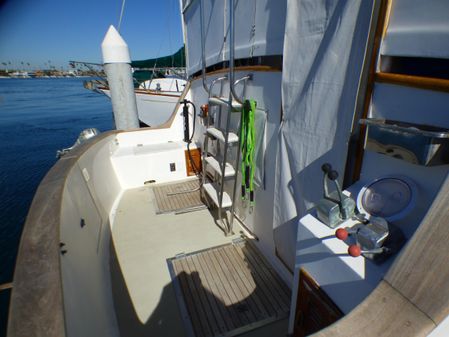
[0,75,94,79]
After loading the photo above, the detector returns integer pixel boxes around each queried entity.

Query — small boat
[98,76,187,127]
[8,71,30,78]
[7,1,449,337]
[81,47,187,127]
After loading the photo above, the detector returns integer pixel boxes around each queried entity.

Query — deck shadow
[167,239,291,337]
[110,237,290,337]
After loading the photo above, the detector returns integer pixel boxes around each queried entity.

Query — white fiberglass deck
[110,183,288,337]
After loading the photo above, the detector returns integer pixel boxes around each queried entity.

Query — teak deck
[168,239,291,337]
[153,179,205,214]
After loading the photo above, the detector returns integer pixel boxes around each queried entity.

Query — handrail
[0,282,12,292]
[199,0,210,95]
[228,0,239,103]
[233,74,253,102]
[375,72,449,93]
[234,74,252,87]
[208,76,227,98]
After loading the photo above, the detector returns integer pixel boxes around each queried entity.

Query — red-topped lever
[335,228,349,241]
[348,245,362,257]
[348,244,385,257]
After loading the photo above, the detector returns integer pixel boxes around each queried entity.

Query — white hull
[100,77,186,127]
[101,88,182,127]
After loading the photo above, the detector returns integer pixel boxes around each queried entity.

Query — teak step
[206,127,239,144]
[203,183,232,208]
[208,96,242,110]
[205,156,235,177]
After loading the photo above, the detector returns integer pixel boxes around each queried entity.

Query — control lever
[316,163,355,228]
[336,230,386,257]
[335,227,358,241]
[348,245,386,257]
[335,217,390,259]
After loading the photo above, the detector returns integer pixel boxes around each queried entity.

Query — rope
[240,99,257,205]
[117,0,126,32]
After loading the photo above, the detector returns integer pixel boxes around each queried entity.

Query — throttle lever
[335,227,360,241]
[321,163,332,174]
[321,163,332,198]
[317,162,356,228]
[348,245,386,257]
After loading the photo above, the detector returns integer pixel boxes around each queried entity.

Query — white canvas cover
[382,0,449,59]
[182,0,287,76]
[273,0,374,270]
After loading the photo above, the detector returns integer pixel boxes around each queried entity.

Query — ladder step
[208,96,242,110]
[206,127,239,143]
[205,157,235,177]
[203,183,232,208]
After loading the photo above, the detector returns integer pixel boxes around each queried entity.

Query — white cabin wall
[381,0,449,59]
[189,71,292,282]
[60,135,122,337]
[110,90,194,189]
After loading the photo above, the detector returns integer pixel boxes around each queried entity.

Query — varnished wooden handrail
[191,65,282,81]
[344,0,390,186]
[0,282,13,291]
[375,72,449,93]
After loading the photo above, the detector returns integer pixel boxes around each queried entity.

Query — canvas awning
[131,46,186,69]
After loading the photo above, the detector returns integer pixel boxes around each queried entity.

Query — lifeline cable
[240,99,256,205]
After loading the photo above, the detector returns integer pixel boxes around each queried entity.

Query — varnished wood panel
[375,72,449,93]
[385,175,449,323]
[185,148,202,176]
[191,65,282,81]
[0,282,13,291]
[344,0,390,186]
[293,269,343,337]
[169,240,290,337]
[315,281,435,337]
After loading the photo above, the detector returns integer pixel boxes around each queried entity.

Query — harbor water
[0,78,113,335]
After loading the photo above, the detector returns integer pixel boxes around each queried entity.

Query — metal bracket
[175,252,186,259]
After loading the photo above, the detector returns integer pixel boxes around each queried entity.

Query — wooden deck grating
[153,179,206,214]
[167,239,291,337]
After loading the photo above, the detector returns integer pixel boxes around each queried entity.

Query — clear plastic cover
[361,178,412,218]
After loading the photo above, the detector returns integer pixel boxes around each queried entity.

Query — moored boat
[82,47,187,127]
[98,76,187,127]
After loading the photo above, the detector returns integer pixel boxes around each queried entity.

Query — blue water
[0,78,113,335]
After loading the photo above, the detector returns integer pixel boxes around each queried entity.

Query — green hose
[240,99,256,205]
